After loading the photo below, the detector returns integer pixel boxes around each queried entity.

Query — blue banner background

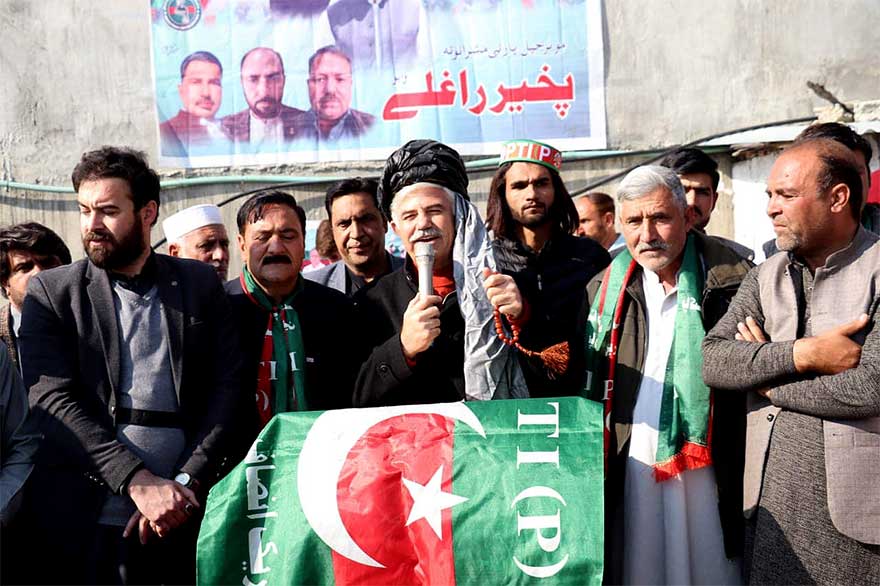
[150,0,605,167]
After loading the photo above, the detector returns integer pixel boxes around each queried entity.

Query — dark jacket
[493,232,610,397]
[220,105,306,143]
[294,108,376,141]
[304,253,404,295]
[572,231,753,581]
[159,109,220,156]
[225,277,358,447]
[18,255,243,582]
[353,262,464,406]
[0,305,17,370]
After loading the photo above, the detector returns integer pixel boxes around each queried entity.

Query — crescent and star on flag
[402,465,468,540]
[297,403,486,568]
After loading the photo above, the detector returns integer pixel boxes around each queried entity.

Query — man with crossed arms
[703,137,880,584]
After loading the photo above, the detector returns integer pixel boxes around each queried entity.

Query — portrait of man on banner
[295,46,376,143]
[159,51,231,157]
[149,0,607,167]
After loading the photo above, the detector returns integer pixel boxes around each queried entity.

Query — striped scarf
[583,233,712,480]
[241,267,308,426]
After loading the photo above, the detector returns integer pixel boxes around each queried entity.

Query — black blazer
[20,255,244,494]
[353,265,466,407]
[224,276,359,449]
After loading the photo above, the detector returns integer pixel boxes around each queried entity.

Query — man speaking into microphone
[354,140,529,406]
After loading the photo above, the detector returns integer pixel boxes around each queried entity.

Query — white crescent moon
[297,402,486,568]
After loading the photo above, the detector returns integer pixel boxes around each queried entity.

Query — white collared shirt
[608,233,627,257]
[199,117,227,142]
[622,268,742,585]
[249,112,283,147]
[11,304,21,337]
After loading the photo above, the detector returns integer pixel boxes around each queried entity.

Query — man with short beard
[225,191,358,446]
[221,47,305,145]
[762,122,878,259]
[660,147,754,261]
[486,140,609,397]
[17,146,244,584]
[703,138,880,584]
[575,192,626,256]
[163,203,230,281]
[575,165,752,584]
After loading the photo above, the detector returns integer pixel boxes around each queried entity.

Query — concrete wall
[730,152,778,262]
[604,1,878,148]
[1,0,877,267]
[730,132,880,263]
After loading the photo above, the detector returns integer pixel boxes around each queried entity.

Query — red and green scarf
[583,233,713,481]
[241,267,308,426]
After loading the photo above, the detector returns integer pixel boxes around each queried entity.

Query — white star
[401,465,468,540]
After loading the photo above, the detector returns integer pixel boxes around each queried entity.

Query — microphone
[414,241,435,297]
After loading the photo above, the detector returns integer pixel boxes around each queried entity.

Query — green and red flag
[197,397,604,585]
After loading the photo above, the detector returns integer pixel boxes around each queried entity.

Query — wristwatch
[174,471,195,488]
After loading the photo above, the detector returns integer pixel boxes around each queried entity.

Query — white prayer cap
[162,204,224,243]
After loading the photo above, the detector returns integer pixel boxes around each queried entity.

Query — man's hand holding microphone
[401,240,441,360]
[400,239,525,361]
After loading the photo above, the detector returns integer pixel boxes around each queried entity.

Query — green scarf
[583,233,712,481]
[241,267,308,424]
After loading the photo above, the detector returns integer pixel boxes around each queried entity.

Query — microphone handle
[417,257,434,297]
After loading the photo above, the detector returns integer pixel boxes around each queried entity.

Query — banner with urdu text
[197,397,604,585]
[150,0,606,168]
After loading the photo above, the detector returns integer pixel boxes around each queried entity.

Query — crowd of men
[0,121,878,585]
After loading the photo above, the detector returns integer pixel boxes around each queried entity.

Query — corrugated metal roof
[702,120,880,147]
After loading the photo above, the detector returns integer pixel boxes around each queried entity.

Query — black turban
[377,139,469,219]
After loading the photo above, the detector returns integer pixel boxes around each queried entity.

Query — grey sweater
[702,265,880,419]
[701,231,880,584]
[99,283,184,526]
